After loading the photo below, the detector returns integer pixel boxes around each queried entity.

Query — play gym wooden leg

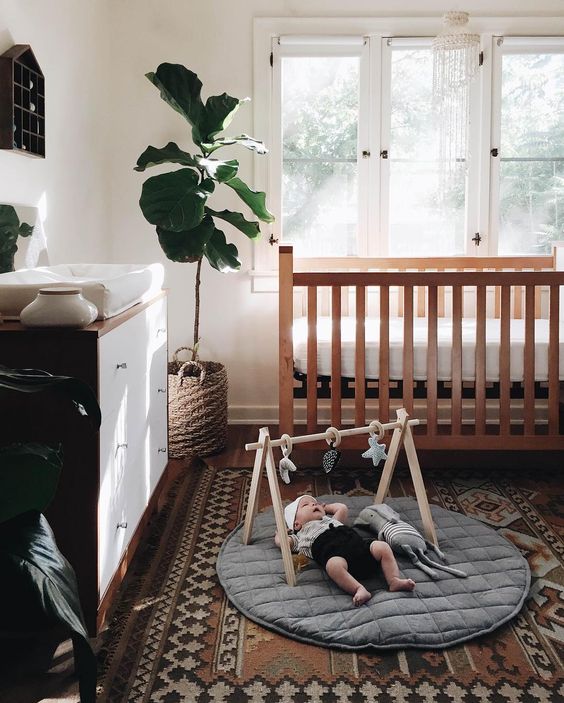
[404,423,438,547]
[264,435,296,586]
[242,427,268,544]
[374,408,409,504]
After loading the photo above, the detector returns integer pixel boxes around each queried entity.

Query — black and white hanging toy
[278,433,298,484]
[322,427,342,473]
[362,420,388,467]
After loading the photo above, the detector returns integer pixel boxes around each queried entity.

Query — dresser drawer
[98,297,167,416]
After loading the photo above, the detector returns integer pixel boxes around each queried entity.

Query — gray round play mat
[217,495,530,650]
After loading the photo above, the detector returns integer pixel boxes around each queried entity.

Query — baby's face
[295,497,325,529]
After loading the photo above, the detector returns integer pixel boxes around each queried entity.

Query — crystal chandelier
[433,11,480,183]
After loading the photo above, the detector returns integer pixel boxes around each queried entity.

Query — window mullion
[488,36,503,257]
[378,38,392,257]
[357,38,371,257]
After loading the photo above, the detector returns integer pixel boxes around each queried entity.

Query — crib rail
[279,246,564,450]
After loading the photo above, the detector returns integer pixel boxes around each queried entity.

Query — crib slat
[499,286,511,435]
[427,286,438,435]
[513,285,523,319]
[451,285,463,434]
[475,286,486,434]
[524,285,535,434]
[438,268,445,318]
[548,285,560,434]
[279,247,295,435]
[403,286,414,415]
[494,285,501,319]
[379,285,390,423]
[535,285,542,319]
[331,286,342,428]
[355,286,366,427]
[417,271,425,317]
[307,286,318,433]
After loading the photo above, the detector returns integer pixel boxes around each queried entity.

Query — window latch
[361,149,370,158]
[490,148,499,157]
[472,232,482,246]
[380,149,389,159]
[269,234,279,246]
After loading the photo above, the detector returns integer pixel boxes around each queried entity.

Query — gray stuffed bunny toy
[354,503,467,579]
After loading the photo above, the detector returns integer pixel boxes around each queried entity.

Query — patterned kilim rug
[97,461,564,703]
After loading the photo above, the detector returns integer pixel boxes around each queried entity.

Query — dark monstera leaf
[0,510,96,702]
[224,177,275,223]
[202,134,268,155]
[0,443,62,525]
[156,215,215,262]
[0,365,101,430]
[206,207,260,239]
[204,227,241,272]
[146,64,205,145]
[140,168,207,231]
[134,142,199,172]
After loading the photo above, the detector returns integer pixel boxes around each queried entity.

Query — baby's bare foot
[389,577,416,592]
[353,585,371,606]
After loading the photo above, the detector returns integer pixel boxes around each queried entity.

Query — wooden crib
[279,245,564,450]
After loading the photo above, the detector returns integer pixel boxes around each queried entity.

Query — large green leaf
[202,134,268,155]
[134,142,198,172]
[204,227,241,272]
[146,64,205,145]
[0,444,62,524]
[198,157,239,183]
[157,215,215,262]
[0,511,96,702]
[206,207,261,239]
[0,365,101,430]
[140,168,207,231]
[224,177,275,223]
[200,94,249,144]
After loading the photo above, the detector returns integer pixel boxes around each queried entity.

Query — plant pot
[168,348,228,457]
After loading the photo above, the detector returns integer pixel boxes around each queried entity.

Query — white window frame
[251,16,564,291]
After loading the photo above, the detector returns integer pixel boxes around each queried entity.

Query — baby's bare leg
[325,556,371,606]
[369,541,415,592]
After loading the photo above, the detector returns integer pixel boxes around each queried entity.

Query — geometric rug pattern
[97,461,564,702]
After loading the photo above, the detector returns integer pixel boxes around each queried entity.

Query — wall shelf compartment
[0,44,45,158]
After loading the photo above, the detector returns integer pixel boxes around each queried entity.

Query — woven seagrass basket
[168,347,228,457]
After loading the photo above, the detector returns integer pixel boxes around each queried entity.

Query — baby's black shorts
[311,524,378,580]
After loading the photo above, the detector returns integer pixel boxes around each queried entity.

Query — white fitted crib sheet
[293,316,564,382]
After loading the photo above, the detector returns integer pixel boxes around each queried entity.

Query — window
[492,38,564,255]
[252,19,564,275]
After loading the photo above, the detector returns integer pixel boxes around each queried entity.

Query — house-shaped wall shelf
[0,45,45,158]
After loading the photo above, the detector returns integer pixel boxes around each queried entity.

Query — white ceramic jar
[20,287,98,328]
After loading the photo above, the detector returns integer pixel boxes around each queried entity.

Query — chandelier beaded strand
[432,11,480,185]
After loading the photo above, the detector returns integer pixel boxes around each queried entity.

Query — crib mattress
[293,316,564,382]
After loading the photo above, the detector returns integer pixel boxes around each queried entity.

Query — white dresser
[0,292,169,634]
[97,294,168,597]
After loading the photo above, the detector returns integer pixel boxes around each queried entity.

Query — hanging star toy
[362,435,388,467]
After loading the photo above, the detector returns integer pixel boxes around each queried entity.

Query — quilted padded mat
[217,496,530,650]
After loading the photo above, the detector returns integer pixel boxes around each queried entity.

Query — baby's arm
[275,530,298,551]
[322,502,349,523]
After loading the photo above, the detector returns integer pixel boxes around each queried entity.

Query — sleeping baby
[275,495,415,606]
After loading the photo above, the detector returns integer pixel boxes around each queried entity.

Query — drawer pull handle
[158,447,167,453]
[116,362,128,369]
[157,328,166,335]
[117,442,128,449]
[116,521,128,529]
[157,388,166,393]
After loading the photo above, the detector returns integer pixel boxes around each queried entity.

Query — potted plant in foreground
[135,63,273,457]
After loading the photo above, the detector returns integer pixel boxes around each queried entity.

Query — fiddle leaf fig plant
[135,63,274,360]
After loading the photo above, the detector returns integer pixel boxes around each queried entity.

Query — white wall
[3,1,563,422]
[108,0,564,423]
[0,0,111,263]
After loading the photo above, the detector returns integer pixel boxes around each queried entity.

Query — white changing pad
[293,316,564,382]
[0,263,165,320]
